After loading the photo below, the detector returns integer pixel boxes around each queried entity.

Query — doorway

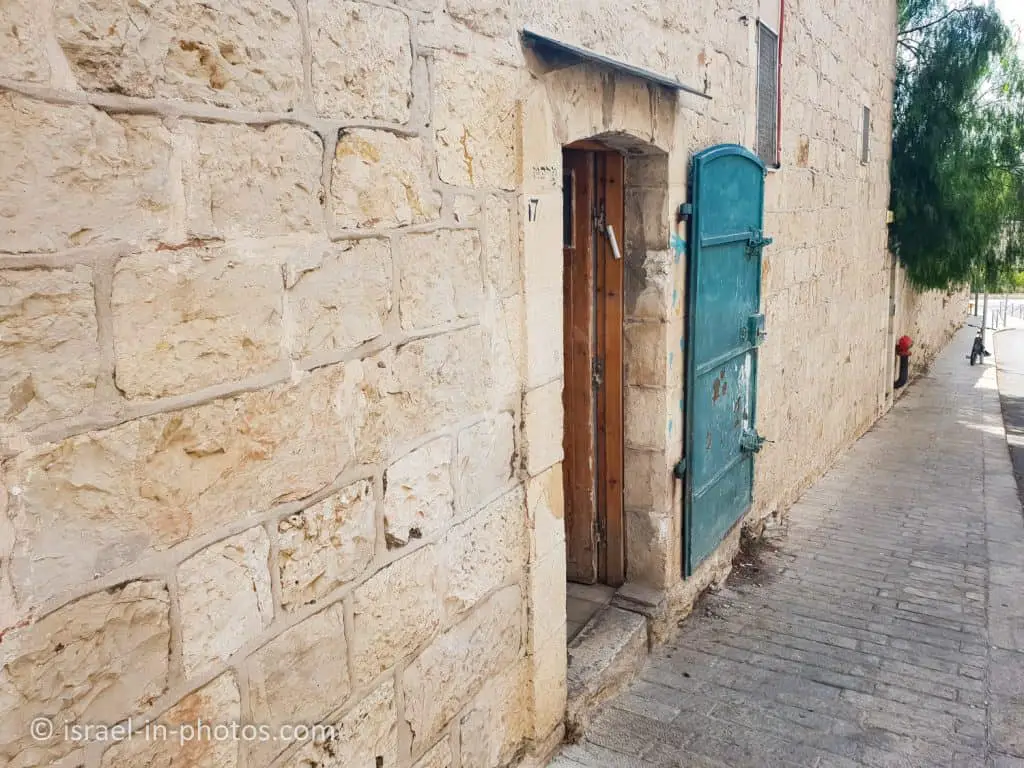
[562,144,626,632]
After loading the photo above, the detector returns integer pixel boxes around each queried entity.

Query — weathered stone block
[402,586,522,753]
[452,196,480,228]
[0,0,50,82]
[413,738,453,768]
[0,582,170,767]
[100,673,239,768]
[518,87,561,193]
[459,662,531,767]
[331,130,440,231]
[55,0,303,111]
[527,465,565,562]
[379,327,489,445]
[625,386,667,451]
[481,294,524,413]
[284,681,397,768]
[530,627,567,740]
[0,267,99,432]
[625,321,667,388]
[434,55,518,189]
[6,360,379,605]
[416,10,521,72]
[528,544,566,644]
[277,480,375,610]
[351,546,441,685]
[455,413,515,512]
[625,505,671,588]
[184,121,323,239]
[397,230,482,330]
[485,195,520,297]
[309,0,412,122]
[523,380,564,476]
[384,438,453,549]
[0,94,173,253]
[522,191,562,294]
[178,527,273,675]
[443,487,526,617]
[112,245,283,399]
[286,238,391,360]
[524,286,564,388]
[623,448,672,512]
[245,604,349,765]
[445,0,514,38]
[625,250,674,321]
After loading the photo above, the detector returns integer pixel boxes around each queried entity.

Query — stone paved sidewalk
[551,326,1024,768]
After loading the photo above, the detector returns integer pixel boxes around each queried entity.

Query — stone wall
[0,1,964,767]
[894,268,969,381]
[0,4,531,767]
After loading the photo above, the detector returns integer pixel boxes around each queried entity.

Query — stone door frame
[517,61,688,746]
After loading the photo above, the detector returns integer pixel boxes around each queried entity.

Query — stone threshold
[564,583,667,741]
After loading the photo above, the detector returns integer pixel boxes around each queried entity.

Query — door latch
[592,357,604,390]
[595,203,622,260]
[745,229,773,259]
[740,428,771,453]
[748,313,767,346]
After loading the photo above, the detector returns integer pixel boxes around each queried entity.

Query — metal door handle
[605,224,622,260]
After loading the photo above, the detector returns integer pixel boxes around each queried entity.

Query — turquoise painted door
[684,144,771,576]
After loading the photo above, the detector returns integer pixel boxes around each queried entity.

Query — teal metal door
[683,144,771,576]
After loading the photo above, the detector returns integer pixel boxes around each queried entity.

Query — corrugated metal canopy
[521,28,711,99]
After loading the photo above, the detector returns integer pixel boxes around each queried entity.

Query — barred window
[756,22,779,166]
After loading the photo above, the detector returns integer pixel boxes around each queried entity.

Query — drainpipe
[776,0,785,168]
[894,335,912,389]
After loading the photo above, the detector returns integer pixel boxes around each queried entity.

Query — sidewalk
[551,326,1024,768]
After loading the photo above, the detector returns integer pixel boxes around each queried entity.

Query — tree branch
[899,6,969,39]
[898,38,922,58]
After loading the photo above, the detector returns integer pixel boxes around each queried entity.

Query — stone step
[565,605,649,741]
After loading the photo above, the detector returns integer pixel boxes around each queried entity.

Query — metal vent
[861,105,871,164]
[756,23,779,166]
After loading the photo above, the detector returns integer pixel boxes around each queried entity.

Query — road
[996,326,1024,509]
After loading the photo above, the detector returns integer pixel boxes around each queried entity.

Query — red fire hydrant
[895,335,913,389]
[896,335,913,357]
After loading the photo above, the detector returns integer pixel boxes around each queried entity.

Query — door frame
[562,142,625,587]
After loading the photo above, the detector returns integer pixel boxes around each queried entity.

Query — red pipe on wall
[776,0,785,167]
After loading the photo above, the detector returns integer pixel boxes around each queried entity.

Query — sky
[996,0,1024,38]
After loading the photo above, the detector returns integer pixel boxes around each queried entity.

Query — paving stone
[549,327,1024,767]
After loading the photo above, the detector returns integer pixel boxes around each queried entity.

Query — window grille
[756,22,779,166]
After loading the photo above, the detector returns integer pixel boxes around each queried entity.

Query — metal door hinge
[678,203,694,220]
[592,357,604,390]
[594,516,605,543]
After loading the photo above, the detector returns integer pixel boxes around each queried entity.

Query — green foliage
[890,0,1024,290]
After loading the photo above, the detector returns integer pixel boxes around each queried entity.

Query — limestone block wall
[752,0,909,521]
[893,268,969,380]
[0,4,532,768]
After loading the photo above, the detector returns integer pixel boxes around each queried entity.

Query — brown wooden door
[562,147,625,587]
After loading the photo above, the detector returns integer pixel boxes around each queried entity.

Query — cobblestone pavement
[551,326,1024,768]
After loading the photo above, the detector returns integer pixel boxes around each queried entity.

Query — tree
[890,0,1024,290]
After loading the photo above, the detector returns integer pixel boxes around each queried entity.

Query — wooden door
[562,147,625,587]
